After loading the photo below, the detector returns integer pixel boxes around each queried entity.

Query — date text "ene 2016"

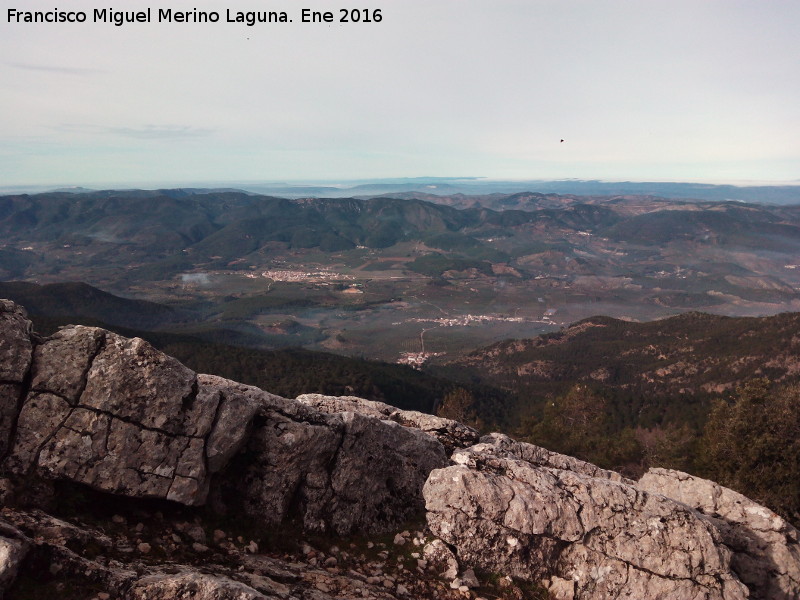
[302,9,382,23]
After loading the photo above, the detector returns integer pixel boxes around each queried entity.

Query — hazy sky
[1,0,798,186]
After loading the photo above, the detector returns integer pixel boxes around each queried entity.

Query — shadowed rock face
[0,301,33,458]
[214,388,448,535]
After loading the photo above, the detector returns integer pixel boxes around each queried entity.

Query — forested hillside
[441,311,800,428]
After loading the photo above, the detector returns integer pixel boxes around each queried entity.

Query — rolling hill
[4,189,800,364]
[0,281,183,330]
[437,310,800,429]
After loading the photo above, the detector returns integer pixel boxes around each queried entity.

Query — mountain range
[438,310,800,428]
[4,190,800,308]
[6,178,799,204]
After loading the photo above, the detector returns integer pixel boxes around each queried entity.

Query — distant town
[245,269,355,282]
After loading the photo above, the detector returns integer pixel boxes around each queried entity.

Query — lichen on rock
[639,468,800,600]
[424,435,751,599]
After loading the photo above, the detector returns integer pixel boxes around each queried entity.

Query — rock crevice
[0,301,35,463]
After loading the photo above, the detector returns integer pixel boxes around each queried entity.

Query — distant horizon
[3,175,800,194]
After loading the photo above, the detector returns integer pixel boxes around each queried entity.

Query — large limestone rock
[297,393,480,453]
[640,468,800,600]
[0,304,448,535]
[218,389,449,534]
[424,434,749,600]
[3,325,259,505]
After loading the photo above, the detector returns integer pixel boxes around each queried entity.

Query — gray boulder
[640,468,800,600]
[424,435,749,600]
[4,326,258,505]
[217,392,449,534]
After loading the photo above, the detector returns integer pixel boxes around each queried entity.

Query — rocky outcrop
[640,468,800,600]
[4,299,800,599]
[297,393,480,454]
[2,325,255,505]
[0,302,448,537]
[424,434,750,599]
[217,388,448,534]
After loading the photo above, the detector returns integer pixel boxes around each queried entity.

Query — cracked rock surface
[215,394,448,535]
[2,325,249,505]
[424,434,750,600]
[639,468,800,600]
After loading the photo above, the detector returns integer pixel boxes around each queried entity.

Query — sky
[1,0,799,187]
